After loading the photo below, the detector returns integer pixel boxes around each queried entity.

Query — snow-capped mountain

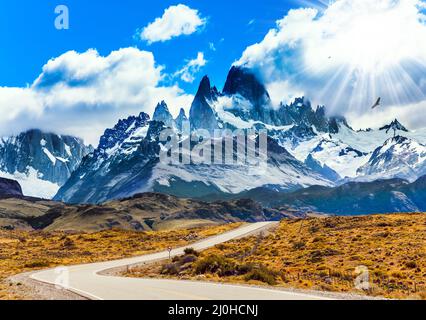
[153,101,176,128]
[357,136,426,182]
[53,65,426,204]
[283,134,370,179]
[0,129,92,198]
[54,108,332,204]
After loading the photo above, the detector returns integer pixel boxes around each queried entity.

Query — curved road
[31,222,330,300]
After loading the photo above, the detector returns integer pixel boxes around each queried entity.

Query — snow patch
[0,168,60,199]
[42,148,57,165]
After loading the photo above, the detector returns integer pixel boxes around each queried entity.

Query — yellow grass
[0,223,242,300]
[126,214,426,300]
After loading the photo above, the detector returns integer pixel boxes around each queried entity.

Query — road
[30,222,331,300]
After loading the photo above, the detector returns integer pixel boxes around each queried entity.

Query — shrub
[184,248,199,256]
[194,255,237,277]
[292,241,306,250]
[308,250,324,264]
[24,260,50,268]
[309,225,320,233]
[244,266,277,285]
[180,254,198,265]
[237,263,256,275]
[161,263,180,275]
[63,237,75,249]
[405,261,417,269]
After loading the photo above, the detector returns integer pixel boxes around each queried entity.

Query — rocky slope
[0,178,23,198]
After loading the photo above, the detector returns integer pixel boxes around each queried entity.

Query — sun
[296,0,426,111]
[304,0,426,73]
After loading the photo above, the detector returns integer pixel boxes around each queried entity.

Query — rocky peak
[223,66,271,106]
[153,101,175,128]
[277,97,350,133]
[98,112,150,154]
[380,119,409,136]
[189,76,218,131]
[175,108,188,131]
[194,76,219,102]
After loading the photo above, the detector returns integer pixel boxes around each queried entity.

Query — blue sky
[0,0,310,91]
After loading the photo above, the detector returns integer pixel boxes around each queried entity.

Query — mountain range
[231,175,426,215]
[1,65,426,216]
[0,129,92,198]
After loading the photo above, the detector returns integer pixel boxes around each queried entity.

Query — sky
[1,0,426,144]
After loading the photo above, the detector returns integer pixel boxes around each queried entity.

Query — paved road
[31,222,330,300]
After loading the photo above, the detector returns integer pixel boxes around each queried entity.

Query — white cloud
[174,52,207,83]
[0,48,193,145]
[237,0,426,129]
[140,4,206,44]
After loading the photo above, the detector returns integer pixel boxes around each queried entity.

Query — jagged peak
[380,119,409,133]
[280,97,312,111]
[137,112,151,122]
[195,75,215,100]
[157,100,168,108]
[223,66,270,104]
[153,100,171,115]
[152,101,175,129]
[175,108,188,131]
[176,108,187,120]
[97,112,150,152]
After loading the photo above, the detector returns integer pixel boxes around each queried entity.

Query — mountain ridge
[0,129,92,198]
[53,65,426,205]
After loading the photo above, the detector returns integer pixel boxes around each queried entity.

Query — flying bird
[371,97,381,109]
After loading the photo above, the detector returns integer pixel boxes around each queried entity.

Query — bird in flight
[371,97,381,109]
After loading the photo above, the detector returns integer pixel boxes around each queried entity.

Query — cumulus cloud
[140,4,206,44]
[0,48,193,145]
[174,52,207,83]
[237,0,426,129]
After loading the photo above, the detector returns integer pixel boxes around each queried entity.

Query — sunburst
[288,0,426,116]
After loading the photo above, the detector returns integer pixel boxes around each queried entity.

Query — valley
[124,213,426,300]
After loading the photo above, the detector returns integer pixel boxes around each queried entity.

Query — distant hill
[0,188,303,232]
[235,175,426,215]
[0,177,23,198]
